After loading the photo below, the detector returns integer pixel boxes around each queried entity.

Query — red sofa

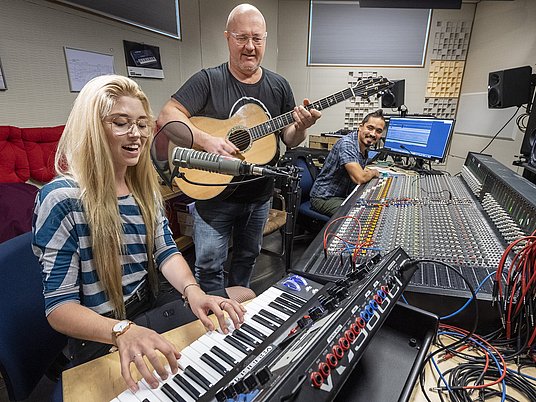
[0,125,64,243]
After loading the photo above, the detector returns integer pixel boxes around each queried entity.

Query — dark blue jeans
[193,199,270,292]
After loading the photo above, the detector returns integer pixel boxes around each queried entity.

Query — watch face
[114,320,130,332]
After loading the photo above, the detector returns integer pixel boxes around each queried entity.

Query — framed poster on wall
[64,47,115,92]
[123,40,164,79]
[0,58,6,90]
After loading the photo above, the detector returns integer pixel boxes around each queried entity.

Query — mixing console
[293,154,536,302]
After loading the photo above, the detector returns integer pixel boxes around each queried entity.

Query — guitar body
[176,103,278,200]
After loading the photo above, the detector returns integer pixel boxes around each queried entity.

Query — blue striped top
[32,178,179,316]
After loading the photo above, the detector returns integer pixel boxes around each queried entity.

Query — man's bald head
[226,3,266,31]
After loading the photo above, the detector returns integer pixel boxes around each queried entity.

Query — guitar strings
[229,79,386,147]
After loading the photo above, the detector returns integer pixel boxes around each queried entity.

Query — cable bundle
[422,324,536,402]
[415,231,536,401]
[494,230,536,348]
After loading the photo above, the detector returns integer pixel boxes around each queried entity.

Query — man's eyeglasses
[103,115,152,138]
[229,32,267,46]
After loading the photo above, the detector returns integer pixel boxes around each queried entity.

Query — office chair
[294,156,330,235]
[0,232,67,401]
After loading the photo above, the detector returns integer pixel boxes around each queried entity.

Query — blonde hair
[55,74,162,318]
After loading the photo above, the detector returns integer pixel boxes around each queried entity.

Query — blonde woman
[32,75,245,393]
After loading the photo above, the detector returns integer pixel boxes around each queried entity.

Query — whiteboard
[64,47,115,92]
[455,92,520,140]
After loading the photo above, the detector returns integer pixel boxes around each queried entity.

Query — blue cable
[440,271,497,320]
[430,354,453,393]
[506,367,536,382]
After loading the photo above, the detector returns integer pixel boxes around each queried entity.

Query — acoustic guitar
[176,77,392,200]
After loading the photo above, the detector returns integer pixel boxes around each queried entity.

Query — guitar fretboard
[248,79,388,141]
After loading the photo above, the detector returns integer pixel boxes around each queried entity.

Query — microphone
[172,147,282,177]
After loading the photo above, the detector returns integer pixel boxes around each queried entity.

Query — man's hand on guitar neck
[199,132,239,157]
[284,98,322,148]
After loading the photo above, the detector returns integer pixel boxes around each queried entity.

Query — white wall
[1,0,535,174]
[0,0,280,126]
[278,2,479,125]
[449,0,536,174]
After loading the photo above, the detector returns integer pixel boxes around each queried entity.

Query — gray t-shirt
[172,62,296,202]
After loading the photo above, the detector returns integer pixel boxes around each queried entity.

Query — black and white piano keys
[111,284,312,402]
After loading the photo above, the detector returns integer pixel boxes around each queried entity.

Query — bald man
[158,4,321,292]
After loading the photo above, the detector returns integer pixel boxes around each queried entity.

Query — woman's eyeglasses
[103,115,152,138]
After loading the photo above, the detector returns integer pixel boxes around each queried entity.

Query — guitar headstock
[351,77,393,99]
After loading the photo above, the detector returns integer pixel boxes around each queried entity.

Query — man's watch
[111,320,134,345]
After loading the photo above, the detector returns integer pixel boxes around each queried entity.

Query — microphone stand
[169,160,301,271]
[274,165,301,273]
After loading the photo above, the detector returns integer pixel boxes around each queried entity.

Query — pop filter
[150,121,194,187]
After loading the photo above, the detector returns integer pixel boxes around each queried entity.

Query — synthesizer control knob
[255,366,272,386]
[332,344,344,359]
[233,380,247,394]
[356,316,366,328]
[350,323,361,336]
[311,371,324,388]
[339,337,350,351]
[326,353,338,368]
[318,362,330,378]
[243,374,258,391]
[345,328,356,343]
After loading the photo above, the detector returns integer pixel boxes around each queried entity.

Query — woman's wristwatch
[111,320,134,345]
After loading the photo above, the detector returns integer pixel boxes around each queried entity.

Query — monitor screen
[383,117,455,162]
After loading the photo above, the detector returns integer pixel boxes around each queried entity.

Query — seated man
[310,109,385,216]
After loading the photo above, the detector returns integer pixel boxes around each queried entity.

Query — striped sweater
[32,178,179,316]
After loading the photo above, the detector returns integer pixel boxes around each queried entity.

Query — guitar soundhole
[228,129,252,152]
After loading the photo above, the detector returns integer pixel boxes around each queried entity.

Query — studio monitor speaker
[488,66,532,109]
[382,80,405,108]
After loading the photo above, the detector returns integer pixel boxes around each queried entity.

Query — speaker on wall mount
[488,66,532,109]
[382,80,405,108]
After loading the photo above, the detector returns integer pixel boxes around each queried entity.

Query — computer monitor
[383,117,455,166]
